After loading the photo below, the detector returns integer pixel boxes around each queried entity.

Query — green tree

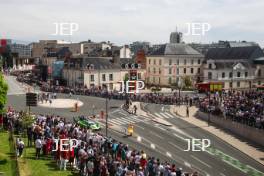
[21,112,34,129]
[183,76,192,88]
[0,73,8,113]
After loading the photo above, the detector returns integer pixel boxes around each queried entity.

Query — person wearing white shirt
[35,138,42,159]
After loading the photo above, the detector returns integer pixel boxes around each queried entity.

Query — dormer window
[209,63,212,69]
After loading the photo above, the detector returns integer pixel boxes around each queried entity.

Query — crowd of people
[3,108,199,176]
[199,91,264,129]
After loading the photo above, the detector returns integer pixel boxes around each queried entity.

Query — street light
[177,77,182,105]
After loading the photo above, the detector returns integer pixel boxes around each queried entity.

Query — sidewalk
[171,105,264,166]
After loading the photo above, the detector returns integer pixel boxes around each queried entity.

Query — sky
[0,0,263,47]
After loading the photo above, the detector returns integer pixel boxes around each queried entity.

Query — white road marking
[150,131,163,139]
[164,112,174,118]
[118,111,128,116]
[150,143,156,149]
[137,136,142,142]
[134,124,145,130]
[154,113,164,119]
[184,161,191,168]
[191,155,212,168]
[168,141,185,151]
[159,113,170,119]
[166,152,172,157]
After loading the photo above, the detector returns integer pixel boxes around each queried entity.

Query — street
[5,75,264,176]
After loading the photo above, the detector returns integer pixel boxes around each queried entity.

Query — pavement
[38,98,84,108]
[4,75,264,176]
[172,105,264,166]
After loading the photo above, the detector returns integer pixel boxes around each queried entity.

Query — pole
[208,91,210,126]
[105,97,108,137]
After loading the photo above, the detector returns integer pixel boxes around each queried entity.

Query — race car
[74,117,101,130]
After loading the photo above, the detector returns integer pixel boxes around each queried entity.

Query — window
[184,59,187,65]
[237,72,241,77]
[222,72,225,78]
[198,68,200,74]
[109,74,113,81]
[184,68,186,74]
[237,81,240,87]
[177,60,179,65]
[177,68,179,75]
[90,75,94,82]
[229,82,233,88]
[153,68,156,74]
[148,67,150,73]
[153,77,155,83]
[208,72,212,79]
[159,68,161,74]
[169,68,172,74]
[258,81,261,85]
[154,60,156,65]
[169,59,172,65]
[168,77,172,84]
[191,68,194,74]
[198,59,201,64]
[159,59,162,65]
[158,77,160,84]
[258,69,261,77]
[209,63,212,69]
[138,73,141,79]
[102,74,106,81]
[149,59,151,64]
[191,60,194,65]
[245,72,248,77]
[229,72,233,78]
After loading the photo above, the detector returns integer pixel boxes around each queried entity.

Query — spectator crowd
[2,108,199,176]
[199,91,264,129]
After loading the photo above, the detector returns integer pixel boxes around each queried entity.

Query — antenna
[175,26,178,32]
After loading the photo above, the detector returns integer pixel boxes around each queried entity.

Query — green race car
[74,117,101,130]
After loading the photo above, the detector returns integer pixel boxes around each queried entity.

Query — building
[130,41,150,55]
[120,45,132,59]
[169,31,182,44]
[190,40,259,55]
[0,39,33,69]
[204,46,264,89]
[63,56,123,90]
[80,41,112,56]
[146,43,204,87]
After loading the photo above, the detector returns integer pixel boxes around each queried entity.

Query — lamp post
[177,77,182,105]
[105,93,109,137]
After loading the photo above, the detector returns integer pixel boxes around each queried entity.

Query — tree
[20,112,34,129]
[0,73,8,113]
[183,76,192,88]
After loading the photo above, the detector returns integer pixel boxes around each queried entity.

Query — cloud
[0,0,263,47]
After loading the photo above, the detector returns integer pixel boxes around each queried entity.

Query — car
[74,117,101,130]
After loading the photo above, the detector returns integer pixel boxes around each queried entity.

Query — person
[17,138,25,157]
[35,137,42,159]
[134,105,137,115]
[186,106,189,117]
[27,126,33,147]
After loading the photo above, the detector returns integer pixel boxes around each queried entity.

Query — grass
[17,135,78,176]
[0,131,17,176]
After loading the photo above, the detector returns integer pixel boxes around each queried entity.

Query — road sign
[26,93,37,106]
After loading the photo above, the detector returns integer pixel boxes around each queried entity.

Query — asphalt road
[4,75,264,176]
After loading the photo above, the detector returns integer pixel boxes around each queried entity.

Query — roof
[214,61,255,69]
[228,41,258,48]
[205,46,264,60]
[149,43,202,56]
[81,57,120,70]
